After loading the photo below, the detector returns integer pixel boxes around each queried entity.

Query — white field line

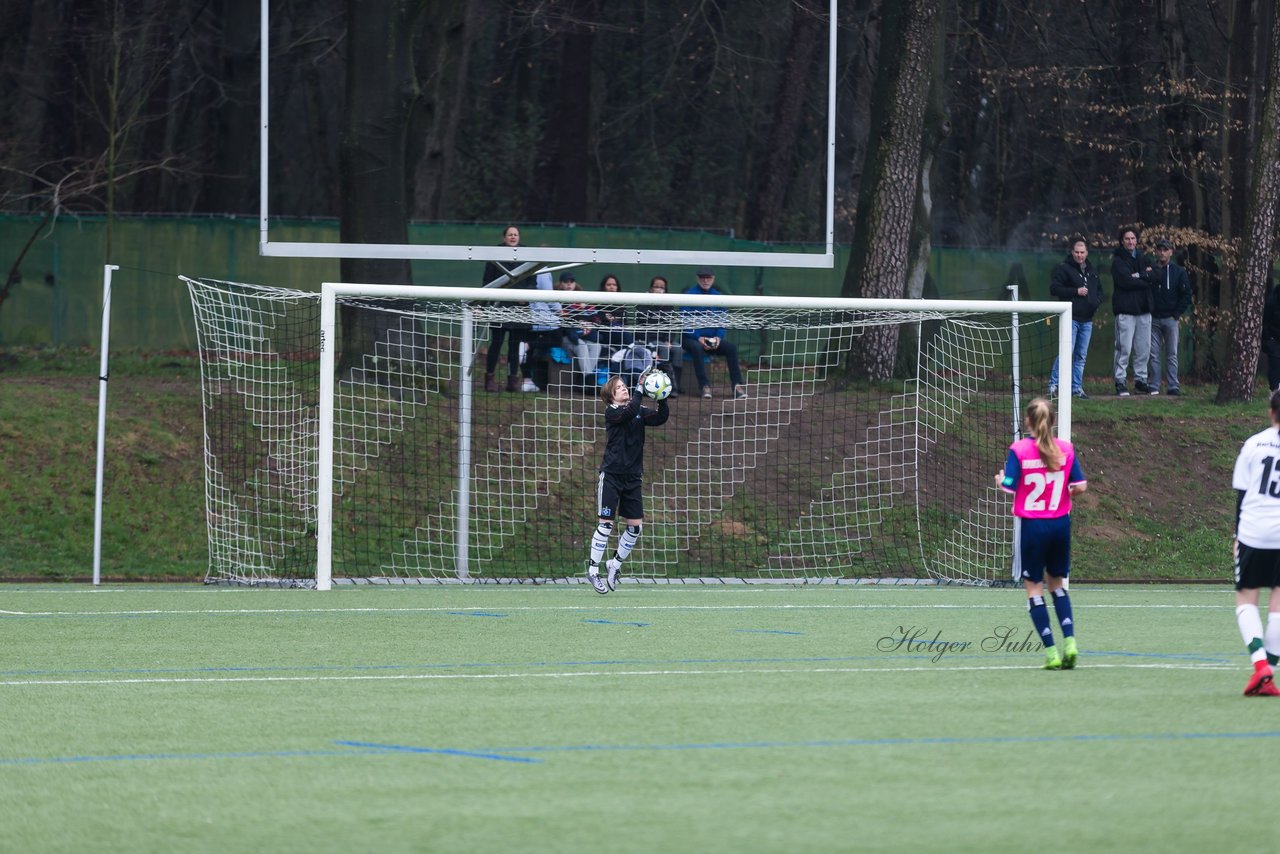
[0,661,1234,688]
[0,585,1233,595]
[0,602,1233,617]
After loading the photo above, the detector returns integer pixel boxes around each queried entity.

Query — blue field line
[333,741,539,763]
[0,747,386,766]
[0,648,1241,679]
[736,629,805,635]
[6,730,1280,769]
[583,619,651,627]
[445,611,508,618]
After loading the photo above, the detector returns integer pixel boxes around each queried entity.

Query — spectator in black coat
[1110,227,1156,395]
[1146,238,1193,396]
[1264,276,1280,393]
[1048,237,1104,399]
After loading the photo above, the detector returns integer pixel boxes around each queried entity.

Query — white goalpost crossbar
[257,0,839,268]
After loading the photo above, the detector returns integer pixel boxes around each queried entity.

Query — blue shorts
[1014,516,1072,583]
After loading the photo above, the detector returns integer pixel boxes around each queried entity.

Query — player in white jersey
[1231,389,1280,696]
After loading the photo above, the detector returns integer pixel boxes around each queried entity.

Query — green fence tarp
[0,214,1091,367]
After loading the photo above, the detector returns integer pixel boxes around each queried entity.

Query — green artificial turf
[3,583,1277,852]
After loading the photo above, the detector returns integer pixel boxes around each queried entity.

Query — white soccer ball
[641,370,673,401]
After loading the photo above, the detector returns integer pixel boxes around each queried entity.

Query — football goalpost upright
[186,277,1071,589]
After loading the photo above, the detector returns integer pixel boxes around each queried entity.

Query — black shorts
[1235,542,1280,591]
[597,471,643,522]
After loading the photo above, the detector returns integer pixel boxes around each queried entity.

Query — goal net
[185,277,1070,588]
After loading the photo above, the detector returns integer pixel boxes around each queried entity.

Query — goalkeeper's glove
[635,381,647,398]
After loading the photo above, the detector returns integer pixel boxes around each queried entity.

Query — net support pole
[1007,283,1022,439]
[455,308,474,580]
[1056,306,1073,438]
[1007,283,1022,586]
[316,287,336,591]
[823,0,837,259]
[1057,303,1074,590]
[92,264,120,586]
[258,0,269,252]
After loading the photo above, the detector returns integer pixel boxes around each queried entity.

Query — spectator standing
[1230,389,1280,696]
[681,268,747,399]
[1110,228,1155,396]
[1048,238,1103,399]
[482,225,531,392]
[1146,238,1193,396]
[1263,278,1280,393]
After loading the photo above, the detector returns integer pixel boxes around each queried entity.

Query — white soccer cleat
[521,379,541,392]
[605,558,622,591]
[588,566,608,595]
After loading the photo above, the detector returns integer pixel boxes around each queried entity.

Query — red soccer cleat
[1259,680,1280,697]
[1244,662,1275,696]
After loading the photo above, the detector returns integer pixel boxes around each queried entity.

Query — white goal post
[257,0,840,269]
[186,277,1071,589]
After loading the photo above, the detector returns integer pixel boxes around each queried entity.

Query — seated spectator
[594,273,634,355]
[523,270,562,392]
[555,272,603,386]
[681,267,747,399]
[635,275,684,397]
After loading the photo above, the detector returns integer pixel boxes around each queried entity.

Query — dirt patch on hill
[1069,408,1259,547]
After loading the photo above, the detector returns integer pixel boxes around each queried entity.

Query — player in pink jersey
[995,397,1088,670]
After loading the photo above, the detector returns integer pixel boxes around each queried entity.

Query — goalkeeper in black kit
[586,374,669,594]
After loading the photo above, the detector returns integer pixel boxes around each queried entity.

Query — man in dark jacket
[1264,278,1280,393]
[1110,227,1155,395]
[1048,237,1104,399]
[1146,237,1193,396]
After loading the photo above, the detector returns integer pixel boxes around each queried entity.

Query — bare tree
[744,0,826,243]
[839,0,941,380]
[337,0,426,373]
[1216,8,1280,403]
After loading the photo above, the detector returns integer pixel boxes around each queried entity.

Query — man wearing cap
[1147,238,1192,396]
[1110,227,1156,396]
[681,268,747,399]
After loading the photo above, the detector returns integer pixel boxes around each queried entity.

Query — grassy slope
[0,351,207,579]
[0,347,1268,581]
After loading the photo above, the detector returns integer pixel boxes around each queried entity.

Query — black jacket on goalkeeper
[600,394,669,477]
[1049,254,1104,322]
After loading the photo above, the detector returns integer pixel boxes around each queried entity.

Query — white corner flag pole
[92,264,120,586]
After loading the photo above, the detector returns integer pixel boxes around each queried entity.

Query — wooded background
[1,0,1277,397]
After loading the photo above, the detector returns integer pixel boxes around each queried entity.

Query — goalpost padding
[186,278,1071,588]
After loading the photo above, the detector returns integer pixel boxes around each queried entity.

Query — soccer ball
[641,370,673,401]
